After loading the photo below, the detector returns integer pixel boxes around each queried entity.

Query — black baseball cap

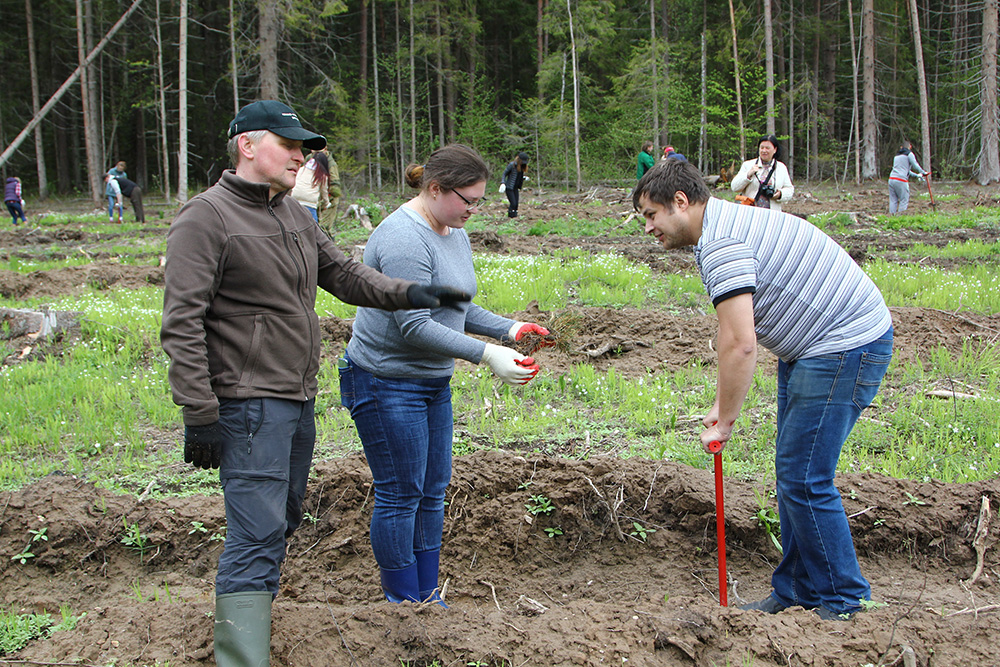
[228,100,327,150]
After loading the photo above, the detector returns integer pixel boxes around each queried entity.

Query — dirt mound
[2,453,997,666]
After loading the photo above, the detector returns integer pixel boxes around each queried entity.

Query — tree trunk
[566,0,581,191]
[861,0,877,179]
[178,0,189,203]
[787,4,795,178]
[847,0,860,183]
[258,0,279,98]
[809,0,819,180]
[537,0,545,99]
[907,0,932,174]
[727,0,745,160]
[26,0,48,199]
[764,0,775,136]
[409,0,416,159]
[75,0,100,203]
[650,0,658,149]
[980,0,1000,184]
[434,1,446,146]
[372,0,382,188]
[699,30,707,173]
[156,0,171,202]
[230,0,239,115]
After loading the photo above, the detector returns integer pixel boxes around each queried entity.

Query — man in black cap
[161,100,470,666]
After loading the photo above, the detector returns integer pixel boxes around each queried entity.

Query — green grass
[873,207,1000,231]
[898,238,1000,261]
[865,259,1000,313]
[1,219,1000,493]
[0,605,79,656]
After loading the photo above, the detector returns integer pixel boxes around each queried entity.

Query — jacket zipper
[267,201,314,397]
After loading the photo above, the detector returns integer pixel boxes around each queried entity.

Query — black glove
[407,284,472,311]
[184,422,222,470]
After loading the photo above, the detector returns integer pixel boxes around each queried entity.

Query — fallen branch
[967,495,992,585]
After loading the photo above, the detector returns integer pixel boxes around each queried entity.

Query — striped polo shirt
[694,198,892,362]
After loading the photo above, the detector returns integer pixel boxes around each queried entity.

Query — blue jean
[770,326,892,614]
[107,196,122,220]
[5,201,25,224]
[339,357,453,571]
[303,205,318,222]
[215,397,316,595]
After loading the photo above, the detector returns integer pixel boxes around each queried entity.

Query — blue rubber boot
[415,549,448,608]
[380,563,420,603]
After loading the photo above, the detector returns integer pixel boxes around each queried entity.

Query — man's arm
[702,292,757,451]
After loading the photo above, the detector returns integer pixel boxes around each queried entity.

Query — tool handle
[713,449,728,606]
[707,439,723,453]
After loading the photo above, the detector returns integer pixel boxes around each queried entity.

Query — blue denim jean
[107,196,122,220]
[215,397,316,596]
[339,357,453,571]
[770,326,893,615]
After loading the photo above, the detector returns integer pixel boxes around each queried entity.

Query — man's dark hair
[632,158,710,211]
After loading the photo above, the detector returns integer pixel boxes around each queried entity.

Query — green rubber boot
[214,591,272,667]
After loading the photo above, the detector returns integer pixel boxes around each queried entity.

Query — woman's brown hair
[404,144,490,190]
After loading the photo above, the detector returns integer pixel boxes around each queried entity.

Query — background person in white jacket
[731,134,794,212]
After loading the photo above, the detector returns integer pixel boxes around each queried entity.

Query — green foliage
[0,605,78,656]
[526,494,555,516]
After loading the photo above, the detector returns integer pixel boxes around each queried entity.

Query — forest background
[0,0,998,206]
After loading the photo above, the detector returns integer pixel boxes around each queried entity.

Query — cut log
[0,307,82,340]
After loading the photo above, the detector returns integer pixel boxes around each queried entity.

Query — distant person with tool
[634,158,893,621]
[731,135,793,212]
[888,140,928,215]
[161,99,471,667]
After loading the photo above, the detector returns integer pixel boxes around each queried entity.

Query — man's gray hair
[227,129,269,166]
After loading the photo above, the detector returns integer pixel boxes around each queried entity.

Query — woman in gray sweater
[341,143,550,606]
[888,141,928,214]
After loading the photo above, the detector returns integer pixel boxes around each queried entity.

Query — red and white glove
[481,343,538,386]
[508,322,554,348]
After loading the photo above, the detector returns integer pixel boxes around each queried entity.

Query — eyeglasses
[449,188,486,211]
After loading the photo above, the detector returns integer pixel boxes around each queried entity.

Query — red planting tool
[708,439,728,606]
[924,171,936,210]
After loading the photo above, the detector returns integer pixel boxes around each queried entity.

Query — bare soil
[1,182,999,666]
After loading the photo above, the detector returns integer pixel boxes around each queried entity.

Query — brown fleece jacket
[161,170,412,426]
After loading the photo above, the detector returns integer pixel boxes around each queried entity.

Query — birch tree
[26,0,47,199]
[728,0,745,159]
[861,0,876,179]
[178,0,189,203]
[979,0,999,184]
[567,0,581,191]
[907,0,931,174]
[764,0,775,136]
[76,0,101,203]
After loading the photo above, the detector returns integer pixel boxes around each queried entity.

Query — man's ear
[237,134,256,161]
[673,191,690,211]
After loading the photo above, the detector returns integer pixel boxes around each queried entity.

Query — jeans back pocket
[853,351,892,410]
[338,357,354,410]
